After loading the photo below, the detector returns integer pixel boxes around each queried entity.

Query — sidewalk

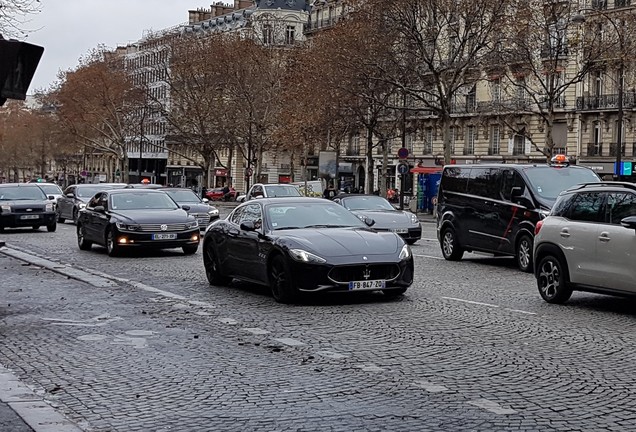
[0,244,83,432]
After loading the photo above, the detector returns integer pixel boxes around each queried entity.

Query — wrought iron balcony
[609,142,626,157]
[587,142,603,157]
[576,92,636,110]
[487,146,500,155]
[539,96,567,109]
[616,0,631,7]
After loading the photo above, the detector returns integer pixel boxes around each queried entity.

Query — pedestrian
[323,182,337,200]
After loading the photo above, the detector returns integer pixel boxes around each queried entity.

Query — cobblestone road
[2,211,636,431]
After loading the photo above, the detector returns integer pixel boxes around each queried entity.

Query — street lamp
[572,9,626,180]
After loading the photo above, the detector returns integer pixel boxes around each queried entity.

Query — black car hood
[350,209,416,229]
[110,209,192,223]
[2,199,48,208]
[277,227,400,257]
[179,203,212,213]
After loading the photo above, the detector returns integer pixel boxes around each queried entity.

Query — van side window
[441,167,470,193]
[501,170,526,201]
[468,168,500,199]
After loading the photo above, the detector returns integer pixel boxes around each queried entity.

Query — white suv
[533,182,636,304]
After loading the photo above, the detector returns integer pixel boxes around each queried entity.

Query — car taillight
[535,220,543,235]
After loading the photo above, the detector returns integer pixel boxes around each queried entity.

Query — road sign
[397,163,409,175]
[397,147,409,159]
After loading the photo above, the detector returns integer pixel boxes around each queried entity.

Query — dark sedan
[57,183,127,224]
[0,183,57,232]
[202,197,414,303]
[333,194,421,245]
[162,188,220,230]
[76,189,200,256]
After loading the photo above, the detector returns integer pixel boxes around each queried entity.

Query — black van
[435,160,600,272]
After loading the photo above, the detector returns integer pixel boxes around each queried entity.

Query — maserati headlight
[186,220,199,229]
[410,213,419,224]
[115,222,140,231]
[78,203,87,209]
[1,205,11,213]
[208,207,219,216]
[45,203,54,212]
[399,244,412,260]
[289,248,326,264]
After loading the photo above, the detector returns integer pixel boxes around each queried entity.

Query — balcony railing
[488,146,500,155]
[576,92,636,110]
[592,0,607,9]
[587,142,603,156]
[609,142,626,157]
[539,96,567,109]
[345,148,361,156]
[540,45,569,59]
[616,0,631,7]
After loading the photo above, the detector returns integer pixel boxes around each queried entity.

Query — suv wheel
[440,227,464,261]
[516,234,533,273]
[536,254,572,304]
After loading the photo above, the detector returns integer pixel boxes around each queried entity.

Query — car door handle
[599,232,611,242]
[560,229,570,238]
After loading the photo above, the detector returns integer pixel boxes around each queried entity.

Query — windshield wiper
[274,226,304,230]
[302,224,350,228]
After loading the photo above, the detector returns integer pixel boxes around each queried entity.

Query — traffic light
[0,37,44,106]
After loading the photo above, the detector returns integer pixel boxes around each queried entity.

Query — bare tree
[0,0,41,38]
[52,47,146,183]
[374,0,515,165]
[489,0,623,159]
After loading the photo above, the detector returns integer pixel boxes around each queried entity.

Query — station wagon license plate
[348,280,386,290]
[152,233,177,240]
[391,228,408,234]
[20,215,40,220]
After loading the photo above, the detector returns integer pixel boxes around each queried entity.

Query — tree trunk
[365,126,374,194]
[442,115,452,165]
[227,146,234,187]
[380,140,388,198]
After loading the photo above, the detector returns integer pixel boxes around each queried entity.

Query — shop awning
[410,167,442,174]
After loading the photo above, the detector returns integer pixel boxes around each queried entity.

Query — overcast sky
[24,1,229,93]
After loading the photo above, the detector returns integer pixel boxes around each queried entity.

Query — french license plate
[152,233,177,240]
[391,228,408,234]
[348,280,386,290]
[20,215,40,220]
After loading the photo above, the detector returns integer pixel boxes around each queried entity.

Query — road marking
[243,327,270,335]
[218,318,238,325]
[273,338,306,346]
[414,254,445,260]
[316,351,348,360]
[442,297,499,308]
[356,364,385,372]
[413,380,450,393]
[505,308,537,315]
[468,398,517,415]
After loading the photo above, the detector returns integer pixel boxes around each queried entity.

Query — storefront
[214,168,229,187]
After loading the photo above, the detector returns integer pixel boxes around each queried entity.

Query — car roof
[0,183,43,187]
[333,193,379,199]
[443,163,593,170]
[108,189,167,194]
[162,188,197,192]
[244,197,327,205]
[564,181,636,193]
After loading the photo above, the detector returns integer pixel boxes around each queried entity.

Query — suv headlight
[399,244,412,260]
[78,203,86,209]
[410,213,419,224]
[1,205,11,213]
[115,222,140,231]
[45,203,54,212]
[208,207,219,216]
[289,248,326,264]
[186,220,199,229]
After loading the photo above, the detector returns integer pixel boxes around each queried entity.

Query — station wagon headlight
[208,207,219,216]
[410,213,419,224]
[45,203,54,212]
[115,222,140,231]
[399,244,412,260]
[186,220,199,229]
[289,248,326,264]
[1,205,11,213]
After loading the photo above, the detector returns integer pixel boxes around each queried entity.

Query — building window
[424,128,433,154]
[489,125,500,155]
[285,26,296,45]
[464,126,475,155]
[263,24,274,45]
[513,134,525,155]
[491,79,501,102]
